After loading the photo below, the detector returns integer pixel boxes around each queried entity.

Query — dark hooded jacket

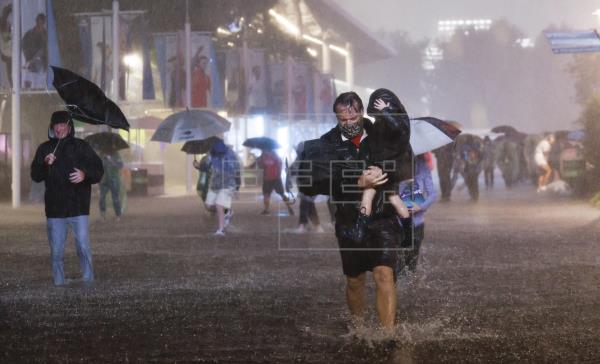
[367,88,413,184]
[30,116,104,218]
[298,119,394,222]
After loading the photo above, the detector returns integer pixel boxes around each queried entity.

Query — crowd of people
[33,86,584,341]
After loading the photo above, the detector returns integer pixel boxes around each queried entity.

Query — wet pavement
[2,186,600,363]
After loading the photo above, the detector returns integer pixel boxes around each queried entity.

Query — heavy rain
[2,0,600,363]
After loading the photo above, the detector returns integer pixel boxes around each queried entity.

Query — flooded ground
[2,185,600,363]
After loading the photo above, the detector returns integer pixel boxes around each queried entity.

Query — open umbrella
[243,137,280,150]
[410,117,462,155]
[181,137,220,155]
[51,66,129,131]
[151,109,230,143]
[85,132,129,153]
[491,125,519,135]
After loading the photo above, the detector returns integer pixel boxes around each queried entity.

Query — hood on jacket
[48,110,75,140]
[210,138,227,156]
[367,88,407,116]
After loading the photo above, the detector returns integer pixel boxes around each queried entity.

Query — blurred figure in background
[398,152,438,274]
[433,143,455,202]
[99,151,123,220]
[482,136,496,190]
[205,139,240,236]
[534,133,555,192]
[255,148,294,216]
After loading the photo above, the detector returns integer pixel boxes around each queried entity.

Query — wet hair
[50,110,71,127]
[36,13,46,23]
[332,92,363,114]
[367,88,406,116]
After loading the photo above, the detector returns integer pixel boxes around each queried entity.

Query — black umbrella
[243,137,280,150]
[51,66,129,131]
[85,132,129,153]
[491,125,519,135]
[181,137,220,155]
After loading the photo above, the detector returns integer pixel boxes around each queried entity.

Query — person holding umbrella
[30,111,104,286]
[98,150,124,220]
[253,146,294,216]
[205,138,240,236]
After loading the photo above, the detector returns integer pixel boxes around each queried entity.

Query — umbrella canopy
[51,66,129,131]
[491,125,519,135]
[180,137,220,155]
[410,117,462,155]
[151,109,231,143]
[243,137,280,150]
[85,132,129,153]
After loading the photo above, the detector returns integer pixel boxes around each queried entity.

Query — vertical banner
[78,11,153,101]
[0,0,12,88]
[46,0,61,88]
[245,48,267,114]
[267,60,287,116]
[314,72,336,122]
[290,61,313,119]
[89,14,112,93]
[188,32,222,108]
[20,0,46,90]
[224,48,245,114]
[153,32,182,108]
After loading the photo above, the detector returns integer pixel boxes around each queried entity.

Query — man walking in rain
[99,150,123,220]
[31,111,104,286]
[300,92,406,335]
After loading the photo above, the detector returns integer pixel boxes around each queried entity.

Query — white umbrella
[151,109,231,143]
[409,117,461,155]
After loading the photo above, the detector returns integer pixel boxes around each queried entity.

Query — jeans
[99,179,121,216]
[46,215,94,285]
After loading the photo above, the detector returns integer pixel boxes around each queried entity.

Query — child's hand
[373,98,390,111]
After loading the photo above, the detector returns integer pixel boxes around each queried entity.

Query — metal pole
[185,0,193,193]
[322,42,331,73]
[345,42,354,90]
[11,0,21,208]
[112,0,119,102]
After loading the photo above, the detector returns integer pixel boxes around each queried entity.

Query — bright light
[257,28,263,34]
[123,53,142,70]
[276,126,289,160]
[302,34,324,45]
[227,41,235,47]
[217,27,231,35]
[268,8,300,36]
[306,47,318,57]
[247,115,265,138]
[329,44,348,56]
[593,9,600,17]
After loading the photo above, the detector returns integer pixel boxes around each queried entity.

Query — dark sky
[332,0,600,41]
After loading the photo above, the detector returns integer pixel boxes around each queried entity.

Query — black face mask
[340,121,363,139]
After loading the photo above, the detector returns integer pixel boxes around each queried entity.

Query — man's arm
[76,142,104,184]
[30,146,47,182]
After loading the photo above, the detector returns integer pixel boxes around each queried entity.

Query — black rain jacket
[31,122,103,218]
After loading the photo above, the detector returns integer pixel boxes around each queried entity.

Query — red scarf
[351,133,362,148]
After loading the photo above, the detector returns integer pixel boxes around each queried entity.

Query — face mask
[340,121,362,139]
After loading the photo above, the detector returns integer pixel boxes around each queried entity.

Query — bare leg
[346,273,367,324]
[389,194,409,218]
[373,266,397,332]
[263,196,270,213]
[360,188,377,216]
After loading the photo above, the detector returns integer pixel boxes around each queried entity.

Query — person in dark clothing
[299,92,406,334]
[482,136,495,190]
[99,151,123,219]
[340,88,412,243]
[30,111,104,286]
[433,143,455,202]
